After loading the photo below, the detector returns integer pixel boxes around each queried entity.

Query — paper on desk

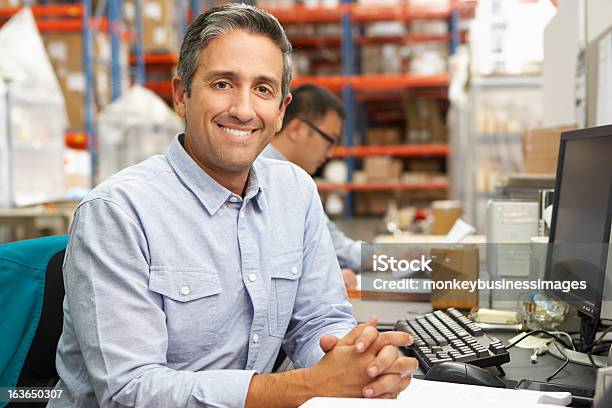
[300,378,571,408]
[443,218,476,243]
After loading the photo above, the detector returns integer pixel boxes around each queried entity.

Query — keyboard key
[396,308,510,373]
[456,352,476,362]
[431,358,453,364]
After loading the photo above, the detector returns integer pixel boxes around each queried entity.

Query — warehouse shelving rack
[264,1,467,216]
[0,1,133,187]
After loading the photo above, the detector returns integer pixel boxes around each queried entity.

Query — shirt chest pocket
[268,250,303,338]
[148,266,222,361]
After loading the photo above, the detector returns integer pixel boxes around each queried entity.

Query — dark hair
[281,84,346,131]
[177,3,292,99]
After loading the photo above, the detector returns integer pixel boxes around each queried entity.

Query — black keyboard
[395,308,510,372]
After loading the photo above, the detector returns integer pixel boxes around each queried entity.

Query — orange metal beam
[331,144,449,158]
[0,4,82,18]
[316,181,448,192]
[292,74,449,92]
[130,53,179,65]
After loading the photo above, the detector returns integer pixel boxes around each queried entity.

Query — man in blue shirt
[50,4,416,407]
[261,84,362,289]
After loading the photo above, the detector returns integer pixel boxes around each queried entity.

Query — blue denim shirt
[260,144,363,271]
[49,135,356,407]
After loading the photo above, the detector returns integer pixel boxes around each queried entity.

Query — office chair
[0,235,68,407]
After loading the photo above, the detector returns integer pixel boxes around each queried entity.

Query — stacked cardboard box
[364,156,403,181]
[522,125,576,174]
[42,32,112,130]
[354,191,396,216]
[361,44,403,75]
[0,0,21,6]
[124,0,178,53]
[403,99,447,143]
[366,127,402,145]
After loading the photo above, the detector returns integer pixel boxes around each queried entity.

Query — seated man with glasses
[260,84,362,289]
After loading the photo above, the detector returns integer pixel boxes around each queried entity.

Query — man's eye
[214,81,230,89]
[257,86,272,95]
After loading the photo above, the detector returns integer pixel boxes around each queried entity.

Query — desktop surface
[349,299,597,390]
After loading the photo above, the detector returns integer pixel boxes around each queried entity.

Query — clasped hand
[315,316,418,399]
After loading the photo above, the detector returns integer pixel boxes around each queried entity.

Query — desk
[0,204,75,242]
[349,299,596,391]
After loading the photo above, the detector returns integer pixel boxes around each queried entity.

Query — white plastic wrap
[0,7,67,208]
[97,85,183,182]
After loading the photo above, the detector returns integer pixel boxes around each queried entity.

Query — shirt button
[291,266,298,275]
[229,196,238,203]
[240,211,245,218]
[252,334,259,343]
[180,286,190,296]
[248,273,257,282]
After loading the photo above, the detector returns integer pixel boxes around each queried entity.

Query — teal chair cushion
[0,235,68,393]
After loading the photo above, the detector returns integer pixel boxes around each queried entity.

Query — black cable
[586,352,599,372]
[505,330,573,351]
[579,318,600,352]
[546,341,569,382]
[583,324,612,352]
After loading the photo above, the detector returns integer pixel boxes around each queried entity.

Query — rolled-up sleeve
[282,180,357,368]
[63,198,255,407]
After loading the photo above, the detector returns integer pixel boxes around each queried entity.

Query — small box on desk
[430,245,479,310]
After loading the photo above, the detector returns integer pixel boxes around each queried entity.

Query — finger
[368,331,412,354]
[353,325,379,353]
[319,334,339,353]
[397,374,413,392]
[336,316,378,348]
[374,375,413,399]
[366,345,398,377]
[379,356,419,377]
[374,393,398,400]
[362,373,402,398]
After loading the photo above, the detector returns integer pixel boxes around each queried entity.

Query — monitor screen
[545,125,612,319]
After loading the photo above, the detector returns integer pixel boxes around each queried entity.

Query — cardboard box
[124,0,178,53]
[403,99,447,144]
[430,245,479,310]
[0,0,21,6]
[366,127,402,145]
[522,125,576,174]
[42,32,112,130]
[364,156,402,181]
[354,191,395,216]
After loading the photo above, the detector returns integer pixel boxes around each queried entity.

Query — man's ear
[275,92,292,132]
[284,118,308,143]
[172,76,187,118]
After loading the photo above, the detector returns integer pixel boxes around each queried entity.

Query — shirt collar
[166,134,266,215]
[262,143,288,161]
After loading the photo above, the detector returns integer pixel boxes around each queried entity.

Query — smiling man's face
[173,29,291,184]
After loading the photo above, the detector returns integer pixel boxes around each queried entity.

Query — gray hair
[177,3,293,101]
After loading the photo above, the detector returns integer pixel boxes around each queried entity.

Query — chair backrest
[0,235,68,394]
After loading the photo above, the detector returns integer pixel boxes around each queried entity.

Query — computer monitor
[544,125,612,340]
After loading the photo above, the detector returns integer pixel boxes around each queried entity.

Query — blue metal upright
[82,0,97,187]
[133,0,146,85]
[449,7,460,55]
[177,0,186,41]
[108,0,122,100]
[192,0,203,19]
[340,0,355,217]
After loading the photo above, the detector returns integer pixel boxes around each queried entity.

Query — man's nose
[228,89,256,123]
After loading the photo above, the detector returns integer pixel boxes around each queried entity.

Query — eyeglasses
[298,118,338,149]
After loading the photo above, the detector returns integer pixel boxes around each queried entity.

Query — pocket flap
[149,266,222,302]
[269,249,303,280]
